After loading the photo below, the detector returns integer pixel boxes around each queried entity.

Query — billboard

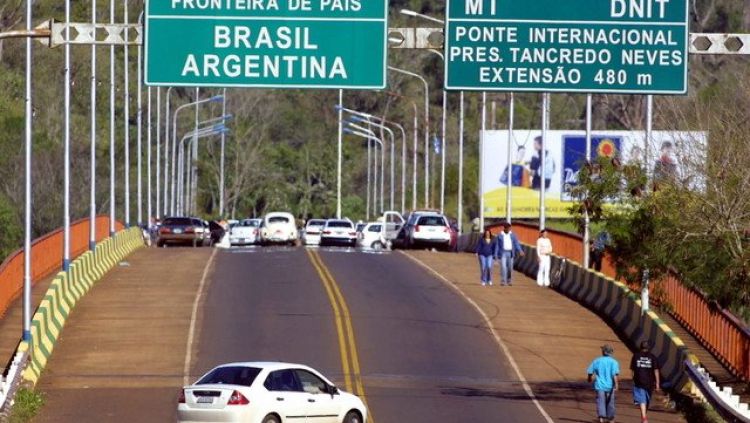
[481,130,707,218]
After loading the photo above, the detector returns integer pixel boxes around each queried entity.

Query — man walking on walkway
[536,229,553,287]
[587,344,620,423]
[631,341,661,423]
[495,222,524,286]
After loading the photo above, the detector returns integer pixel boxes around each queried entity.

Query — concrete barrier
[19,227,143,384]
[516,243,698,391]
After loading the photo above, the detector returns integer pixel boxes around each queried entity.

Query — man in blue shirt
[587,344,620,423]
[494,222,525,286]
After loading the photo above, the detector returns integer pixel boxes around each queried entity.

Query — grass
[8,388,44,423]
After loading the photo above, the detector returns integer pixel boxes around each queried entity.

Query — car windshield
[162,217,193,226]
[417,216,446,226]
[307,220,325,227]
[240,220,259,227]
[268,216,290,224]
[196,366,261,387]
[327,221,352,228]
[368,225,382,232]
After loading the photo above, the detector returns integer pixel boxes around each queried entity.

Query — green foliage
[8,388,44,423]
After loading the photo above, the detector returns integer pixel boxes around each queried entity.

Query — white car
[357,222,385,250]
[406,212,452,250]
[320,219,357,247]
[303,219,326,246]
[229,219,261,246]
[177,362,368,423]
[260,212,299,245]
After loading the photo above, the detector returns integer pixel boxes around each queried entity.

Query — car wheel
[262,414,281,423]
[156,240,165,248]
[343,410,362,423]
[371,241,383,251]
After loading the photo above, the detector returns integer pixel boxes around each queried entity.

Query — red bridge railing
[0,216,123,318]
[508,221,750,381]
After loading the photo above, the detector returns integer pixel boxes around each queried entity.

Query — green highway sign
[145,0,388,89]
[445,0,689,94]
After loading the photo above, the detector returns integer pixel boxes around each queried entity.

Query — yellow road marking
[307,250,374,422]
[307,249,353,392]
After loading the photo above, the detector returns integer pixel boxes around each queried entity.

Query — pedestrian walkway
[406,250,686,423]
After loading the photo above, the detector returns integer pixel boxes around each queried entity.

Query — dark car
[157,217,208,247]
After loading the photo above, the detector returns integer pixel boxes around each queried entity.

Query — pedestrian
[587,344,620,423]
[590,230,611,272]
[536,229,552,287]
[475,229,496,286]
[494,222,524,286]
[631,341,661,423]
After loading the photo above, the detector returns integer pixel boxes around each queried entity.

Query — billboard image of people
[481,130,707,219]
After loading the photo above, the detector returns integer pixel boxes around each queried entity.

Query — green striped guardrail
[18,227,143,384]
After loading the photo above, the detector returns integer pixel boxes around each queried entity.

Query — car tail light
[227,390,250,405]
[160,227,172,234]
[178,389,186,404]
[185,226,195,234]
[348,232,356,236]
[443,227,450,232]
[323,230,331,235]
[415,225,420,232]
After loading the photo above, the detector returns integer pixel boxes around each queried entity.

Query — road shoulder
[405,250,685,423]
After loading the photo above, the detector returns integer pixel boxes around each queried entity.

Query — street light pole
[506,93,515,224]
[164,87,173,214]
[389,66,430,208]
[348,122,386,213]
[164,87,174,218]
[62,0,72,270]
[136,13,144,226]
[147,88,152,224]
[109,0,116,235]
[169,95,226,214]
[349,117,395,211]
[583,94,593,268]
[155,88,161,220]
[89,0,97,250]
[220,88,227,217]
[22,0,33,342]
[480,92,487,232]
[336,89,343,219]
[428,49,447,214]
[458,91,464,234]
[123,0,131,228]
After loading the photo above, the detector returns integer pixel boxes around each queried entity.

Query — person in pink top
[536,229,553,287]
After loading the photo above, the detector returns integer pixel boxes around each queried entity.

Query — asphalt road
[192,246,547,423]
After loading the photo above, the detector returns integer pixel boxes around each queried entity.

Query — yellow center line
[306,249,353,393]
[307,250,374,423]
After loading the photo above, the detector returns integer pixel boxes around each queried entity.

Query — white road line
[401,252,555,423]
[183,248,218,386]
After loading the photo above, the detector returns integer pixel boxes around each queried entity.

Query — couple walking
[475,223,525,286]
[475,223,553,287]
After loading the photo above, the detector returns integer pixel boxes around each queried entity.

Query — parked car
[403,212,452,250]
[229,219,261,246]
[320,219,357,247]
[357,222,384,250]
[303,219,326,246]
[157,217,208,247]
[259,212,299,246]
[177,362,368,423]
